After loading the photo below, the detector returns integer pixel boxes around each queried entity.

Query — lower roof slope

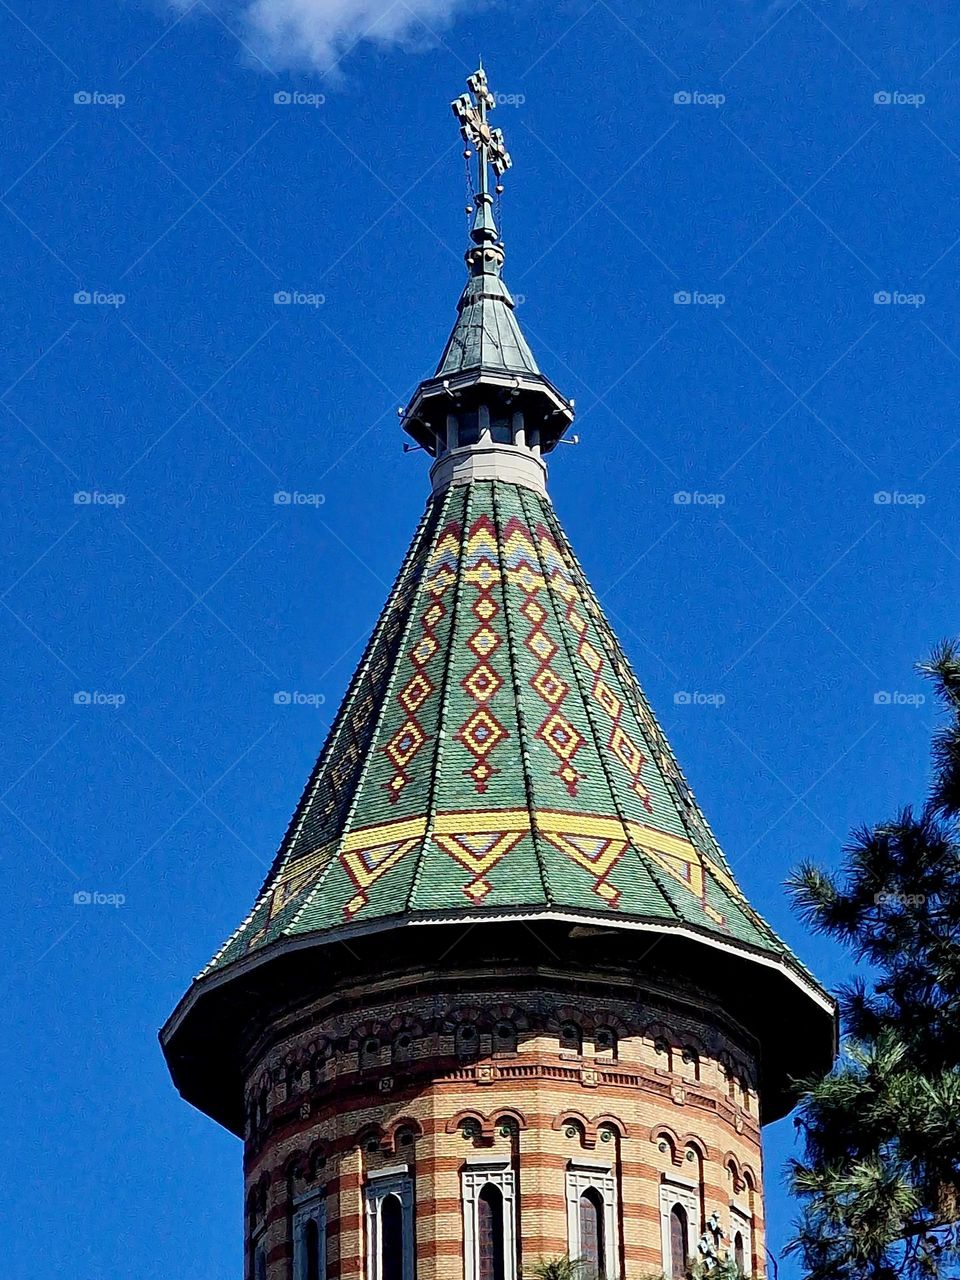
[201,480,823,1002]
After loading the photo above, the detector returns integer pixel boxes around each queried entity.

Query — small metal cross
[452,65,512,205]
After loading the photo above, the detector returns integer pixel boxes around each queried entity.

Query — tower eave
[161,909,836,1137]
[402,369,574,455]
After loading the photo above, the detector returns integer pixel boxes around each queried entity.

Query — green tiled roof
[203,479,813,983]
[435,273,539,379]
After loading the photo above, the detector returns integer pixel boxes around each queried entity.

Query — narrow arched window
[579,1187,605,1276]
[381,1194,404,1280]
[669,1203,688,1279]
[478,1183,506,1280]
[381,1192,404,1280]
[734,1231,745,1274]
[254,1242,267,1280]
[304,1218,321,1280]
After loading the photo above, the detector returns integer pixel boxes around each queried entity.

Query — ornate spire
[452,65,512,271]
[401,65,574,491]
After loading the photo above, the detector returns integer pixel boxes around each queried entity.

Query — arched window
[734,1231,745,1274]
[560,1022,583,1053]
[456,1024,480,1056]
[254,1241,267,1280]
[478,1184,506,1280]
[494,1021,517,1053]
[380,1195,404,1280]
[595,1027,616,1056]
[304,1218,321,1280]
[669,1203,688,1279]
[579,1187,605,1276]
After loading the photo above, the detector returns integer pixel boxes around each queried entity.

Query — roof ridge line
[492,480,554,906]
[522,487,681,923]
[551,518,738,882]
[198,501,441,976]
[404,482,473,913]
[286,486,459,938]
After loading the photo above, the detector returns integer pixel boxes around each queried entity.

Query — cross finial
[452,64,512,258]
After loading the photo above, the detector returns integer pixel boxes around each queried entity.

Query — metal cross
[452,66,512,206]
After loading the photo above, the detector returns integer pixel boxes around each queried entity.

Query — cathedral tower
[162,67,836,1280]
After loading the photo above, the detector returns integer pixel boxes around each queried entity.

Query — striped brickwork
[242,973,765,1280]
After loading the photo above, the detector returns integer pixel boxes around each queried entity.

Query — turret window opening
[293,1195,326,1280]
[462,1163,517,1280]
[579,1188,605,1276]
[253,1237,267,1280]
[364,1170,414,1280]
[457,410,481,447]
[669,1205,687,1279]
[566,1164,618,1279]
[489,412,512,444]
[659,1179,700,1280]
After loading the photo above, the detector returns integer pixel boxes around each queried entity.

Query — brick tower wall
[241,968,765,1279]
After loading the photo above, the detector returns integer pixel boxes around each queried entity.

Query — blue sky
[2,1,959,1276]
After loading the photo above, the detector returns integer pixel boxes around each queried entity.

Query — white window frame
[659,1176,700,1277]
[461,1156,518,1280]
[252,1233,268,1280]
[565,1159,618,1278]
[729,1203,753,1277]
[364,1165,414,1280]
[293,1190,326,1280]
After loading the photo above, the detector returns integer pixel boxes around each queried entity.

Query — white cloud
[188,0,470,74]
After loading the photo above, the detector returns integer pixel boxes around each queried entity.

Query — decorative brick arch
[681,1134,710,1161]
[650,1123,684,1166]
[446,1108,494,1141]
[491,1107,527,1133]
[383,1115,424,1154]
[593,1113,630,1139]
[723,1152,745,1193]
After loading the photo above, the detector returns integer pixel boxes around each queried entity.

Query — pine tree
[785,642,960,1279]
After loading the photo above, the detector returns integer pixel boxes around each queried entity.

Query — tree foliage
[786,641,960,1279]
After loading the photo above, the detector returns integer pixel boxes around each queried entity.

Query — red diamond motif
[469,627,501,660]
[458,707,507,759]
[531,667,568,706]
[462,663,503,704]
[527,631,557,664]
[399,671,433,715]
[411,634,438,667]
[538,711,583,762]
[385,719,426,770]
[609,724,645,774]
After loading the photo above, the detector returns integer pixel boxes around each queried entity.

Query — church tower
[162,67,836,1280]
